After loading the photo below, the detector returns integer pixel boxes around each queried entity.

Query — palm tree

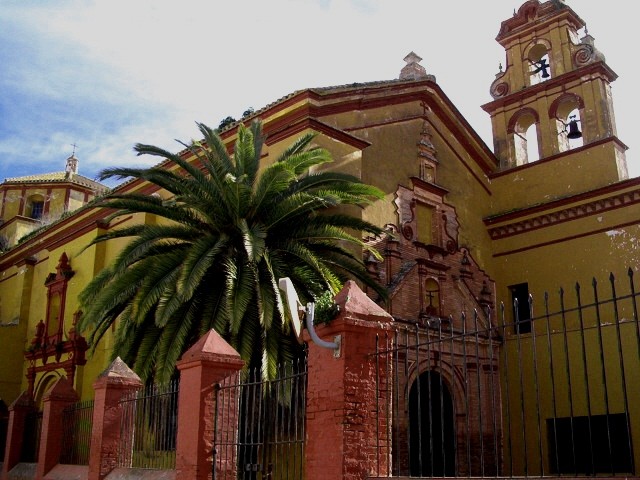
[78,120,387,383]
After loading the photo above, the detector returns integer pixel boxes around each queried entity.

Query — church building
[1,0,639,475]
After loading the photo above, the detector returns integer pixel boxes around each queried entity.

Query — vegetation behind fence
[213,356,307,480]
[60,399,94,465]
[117,379,179,470]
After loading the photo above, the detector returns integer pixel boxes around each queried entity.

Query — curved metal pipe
[305,302,341,355]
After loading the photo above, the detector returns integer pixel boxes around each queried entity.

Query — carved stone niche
[24,253,87,397]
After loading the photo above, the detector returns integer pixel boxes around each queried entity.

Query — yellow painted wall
[491,197,640,474]
[0,205,144,402]
[317,100,498,276]
[0,261,33,404]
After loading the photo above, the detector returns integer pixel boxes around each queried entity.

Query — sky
[0,0,637,188]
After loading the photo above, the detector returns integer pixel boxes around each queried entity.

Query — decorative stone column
[175,329,244,480]
[305,280,393,480]
[1,391,35,480]
[36,377,79,480]
[88,357,142,480]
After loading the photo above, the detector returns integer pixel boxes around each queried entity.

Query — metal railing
[373,269,640,477]
[213,355,307,480]
[60,399,94,465]
[117,379,179,470]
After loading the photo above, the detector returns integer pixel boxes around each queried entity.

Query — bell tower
[482,0,628,181]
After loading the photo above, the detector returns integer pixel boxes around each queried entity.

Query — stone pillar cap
[179,328,244,367]
[334,280,393,322]
[95,356,142,386]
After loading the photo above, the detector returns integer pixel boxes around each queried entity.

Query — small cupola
[65,153,78,176]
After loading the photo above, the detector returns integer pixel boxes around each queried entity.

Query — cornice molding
[487,185,640,240]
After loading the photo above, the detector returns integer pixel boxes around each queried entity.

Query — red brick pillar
[175,329,244,480]
[1,391,35,480]
[88,357,142,480]
[35,377,79,480]
[305,280,393,480]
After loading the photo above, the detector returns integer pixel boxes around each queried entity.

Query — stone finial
[399,51,436,82]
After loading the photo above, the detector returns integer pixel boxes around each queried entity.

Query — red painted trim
[493,218,640,258]
[485,176,640,226]
[548,92,585,119]
[44,188,52,216]
[111,81,499,193]
[18,187,26,216]
[1,182,100,195]
[0,208,110,270]
[63,188,71,211]
[0,215,39,235]
[262,81,497,174]
[507,107,540,134]
[427,117,493,196]
[409,176,449,197]
[265,118,371,149]
[15,256,39,267]
[45,214,133,252]
[496,1,585,43]
[0,272,17,284]
[114,85,499,193]
[481,62,618,113]
[488,188,640,239]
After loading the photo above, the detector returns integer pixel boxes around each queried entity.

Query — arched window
[526,41,552,86]
[550,94,585,153]
[509,109,540,166]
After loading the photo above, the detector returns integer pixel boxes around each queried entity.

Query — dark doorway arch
[409,370,455,476]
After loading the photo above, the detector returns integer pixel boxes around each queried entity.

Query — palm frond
[275,132,316,162]
[79,119,389,383]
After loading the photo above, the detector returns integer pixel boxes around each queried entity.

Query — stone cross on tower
[65,144,79,175]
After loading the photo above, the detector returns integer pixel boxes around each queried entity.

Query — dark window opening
[547,413,632,475]
[30,201,44,220]
[510,283,531,334]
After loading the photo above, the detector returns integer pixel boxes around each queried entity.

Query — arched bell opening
[508,108,540,166]
[551,94,585,153]
[526,42,552,86]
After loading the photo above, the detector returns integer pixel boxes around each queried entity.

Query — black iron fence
[213,356,307,480]
[373,269,640,477]
[117,379,179,470]
[60,399,94,465]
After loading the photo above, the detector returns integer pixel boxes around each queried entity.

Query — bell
[567,117,582,139]
[532,58,550,78]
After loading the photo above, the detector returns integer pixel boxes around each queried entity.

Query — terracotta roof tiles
[3,171,108,192]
